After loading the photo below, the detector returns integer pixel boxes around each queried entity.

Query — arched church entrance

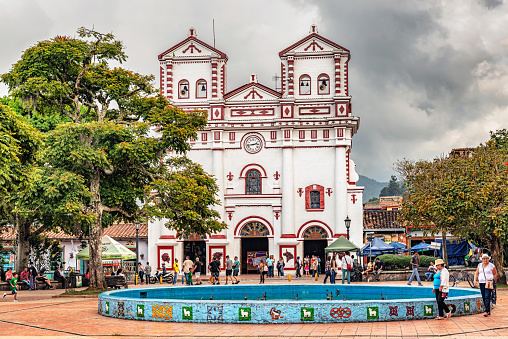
[240,222,269,274]
[302,226,328,274]
[183,233,207,274]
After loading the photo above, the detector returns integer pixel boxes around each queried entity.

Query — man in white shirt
[182,256,194,285]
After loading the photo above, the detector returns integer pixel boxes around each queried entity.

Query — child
[305,261,310,277]
[3,272,19,301]
[187,271,193,285]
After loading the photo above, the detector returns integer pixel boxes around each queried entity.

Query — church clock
[244,135,262,154]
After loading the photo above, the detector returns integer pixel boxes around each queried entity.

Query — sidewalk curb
[52,294,99,298]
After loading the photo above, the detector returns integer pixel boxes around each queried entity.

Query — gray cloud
[1,0,507,181]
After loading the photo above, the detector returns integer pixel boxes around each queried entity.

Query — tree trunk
[15,216,31,272]
[441,228,449,268]
[488,237,506,284]
[88,173,106,289]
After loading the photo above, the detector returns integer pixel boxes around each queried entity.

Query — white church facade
[148,25,364,274]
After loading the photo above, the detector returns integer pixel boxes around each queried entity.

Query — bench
[105,275,128,289]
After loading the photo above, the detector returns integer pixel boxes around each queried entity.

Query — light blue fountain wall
[98,284,483,323]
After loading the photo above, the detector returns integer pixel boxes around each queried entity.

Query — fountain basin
[98,284,482,323]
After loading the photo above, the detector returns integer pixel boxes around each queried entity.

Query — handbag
[346,257,352,271]
[482,265,494,290]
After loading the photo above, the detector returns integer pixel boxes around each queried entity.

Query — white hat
[481,254,490,259]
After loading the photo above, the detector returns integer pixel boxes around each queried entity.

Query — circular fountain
[98,284,482,323]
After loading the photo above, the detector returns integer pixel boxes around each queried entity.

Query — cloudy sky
[1,0,508,182]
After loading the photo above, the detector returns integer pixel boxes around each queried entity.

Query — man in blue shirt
[266,256,274,278]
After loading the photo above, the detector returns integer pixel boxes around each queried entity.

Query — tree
[396,138,508,284]
[379,175,405,197]
[2,28,226,288]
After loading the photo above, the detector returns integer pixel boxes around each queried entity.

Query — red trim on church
[305,184,325,211]
[279,33,350,57]
[158,36,228,60]
[297,220,333,238]
[234,216,274,236]
[223,82,282,99]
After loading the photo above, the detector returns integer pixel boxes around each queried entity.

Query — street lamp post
[135,221,140,285]
[407,229,412,255]
[344,216,351,240]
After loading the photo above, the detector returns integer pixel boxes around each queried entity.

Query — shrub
[375,254,437,270]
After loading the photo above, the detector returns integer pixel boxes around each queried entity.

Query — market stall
[76,235,137,280]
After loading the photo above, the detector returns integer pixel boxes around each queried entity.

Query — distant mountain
[357,175,388,201]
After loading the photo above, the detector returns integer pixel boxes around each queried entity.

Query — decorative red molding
[210,234,227,239]
[305,184,325,210]
[227,212,233,221]
[326,188,333,196]
[351,194,357,204]
[279,245,297,271]
[297,188,304,197]
[239,163,267,178]
[273,171,280,180]
[274,211,280,220]
[159,235,175,239]
[227,172,234,181]
[208,245,226,269]
[157,246,174,270]
[280,234,297,238]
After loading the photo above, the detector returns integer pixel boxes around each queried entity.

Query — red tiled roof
[363,210,400,230]
[0,223,148,241]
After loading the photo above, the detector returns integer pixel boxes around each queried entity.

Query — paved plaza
[0,279,507,338]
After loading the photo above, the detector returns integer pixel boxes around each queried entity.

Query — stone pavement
[0,279,507,338]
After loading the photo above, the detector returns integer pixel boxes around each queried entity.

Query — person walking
[232,256,240,284]
[277,257,285,278]
[172,259,179,285]
[310,256,318,278]
[407,252,423,286]
[182,256,194,285]
[193,257,203,285]
[474,254,498,317]
[317,256,321,277]
[341,251,352,284]
[266,255,274,278]
[137,262,144,284]
[432,259,450,320]
[323,256,332,284]
[330,255,337,284]
[210,257,221,285]
[3,272,19,301]
[259,260,266,284]
[225,255,233,285]
[295,256,302,279]
[145,262,152,284]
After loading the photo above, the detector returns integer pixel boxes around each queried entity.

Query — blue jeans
[408,267,422,285]
[480,283,493,312]
[21,280,31,289]
[184,272,190,284]
[172,272,178,285]
[342,269,350,284]
[330,270,336,284]
[323,270,331,284]
[425,272,434,280]
[268,266,273,277]
[279,267,284,277]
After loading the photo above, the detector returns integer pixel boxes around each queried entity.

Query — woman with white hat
[432,259,451,320]
[474,253,498,316]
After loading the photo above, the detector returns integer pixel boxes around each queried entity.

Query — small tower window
[318,74,330,95]
[196,79,207,98]
[299,75,311,95]
[246,169,261,195]
[309,191,320,208]
[179,80,189,99]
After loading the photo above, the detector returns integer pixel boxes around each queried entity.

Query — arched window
[317,74,330,95]
[178,80,189,99]
[299,75,311,95]
[246,169,261,194]
[196,79,207,98]
[240,222,269,237]
[309,191,320,208]
[302,226,328,239]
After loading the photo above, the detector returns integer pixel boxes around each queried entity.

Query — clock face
[244,135,262,154]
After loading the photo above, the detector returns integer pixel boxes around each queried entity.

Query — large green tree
[2,28,226,288]
[396,137,508,283]
[379,175,405,197]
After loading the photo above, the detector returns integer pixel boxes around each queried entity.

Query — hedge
[374,254,438,270]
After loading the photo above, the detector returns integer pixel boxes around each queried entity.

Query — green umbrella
[76,235,136,260]
[325,236,360,253]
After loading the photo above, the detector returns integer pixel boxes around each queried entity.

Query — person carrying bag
[474,254,498,316]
